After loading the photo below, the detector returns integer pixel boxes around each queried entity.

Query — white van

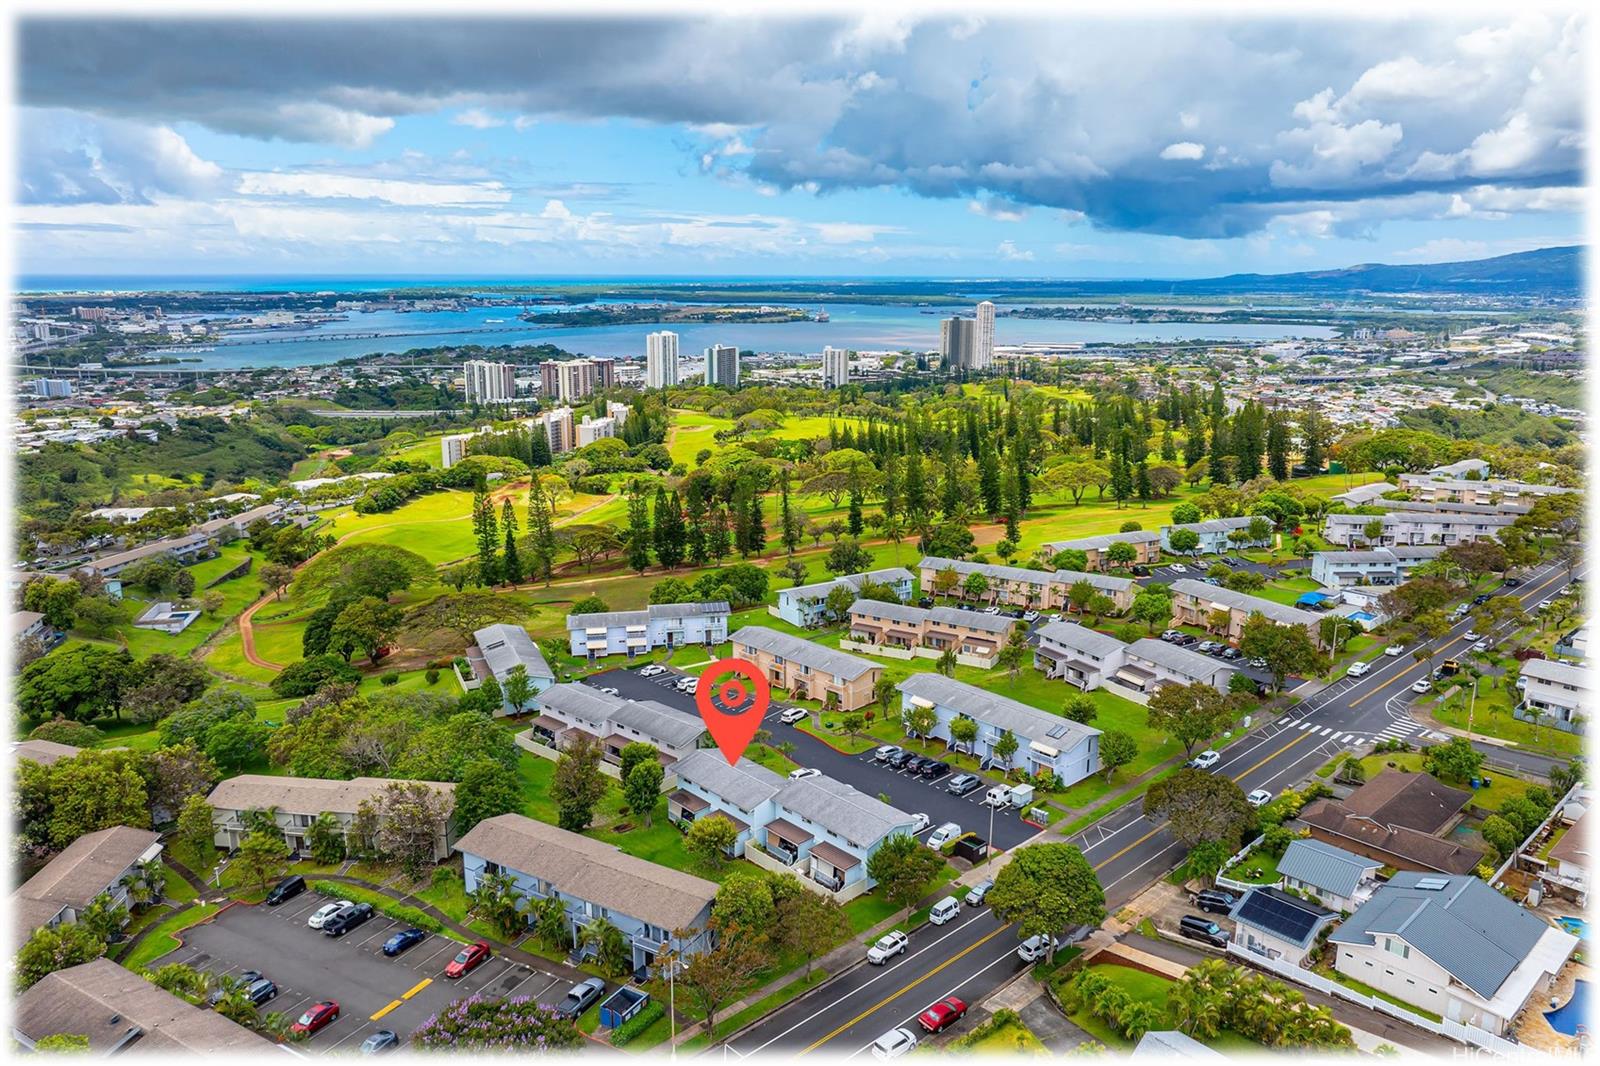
[928,896,961,925]
[982,785,1010,808]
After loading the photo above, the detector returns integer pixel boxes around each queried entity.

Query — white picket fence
[1215,833,1286,893]
[1225,943,1522,1057]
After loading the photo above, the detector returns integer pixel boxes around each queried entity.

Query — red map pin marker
[695,658,771,765]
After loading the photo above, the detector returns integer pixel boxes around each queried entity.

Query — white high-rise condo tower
[463,360,516,403]
[975,301,995,369]
[646,331,680,389]
[705,344,741,388]
[822,346,851,388]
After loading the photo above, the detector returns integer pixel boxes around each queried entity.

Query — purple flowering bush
[410,995,584,1051]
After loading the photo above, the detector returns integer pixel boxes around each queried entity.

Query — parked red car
[445,940,491,978]
[290,1001,340,1036]
[917,995,967,1034]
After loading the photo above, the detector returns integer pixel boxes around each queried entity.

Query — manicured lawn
[515,752,564,824]
[91,543,265,660]
[1225,847,1283,885]
[162,863,199,904]
[746,743,800,776]
[841,862,960,934]
[121,903,220,972]
[1066,964,1257,1051]
[1356,751,1533,811]
[1428,681,1583,757]
[666,409,736,466]
[684,967,829,1047]
[412,873,505,942]
[956,1018,1049,1053]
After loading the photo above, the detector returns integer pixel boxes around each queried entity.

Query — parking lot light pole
[986,797,996,865]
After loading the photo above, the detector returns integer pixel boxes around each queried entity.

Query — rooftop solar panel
[1234,889,1325,946]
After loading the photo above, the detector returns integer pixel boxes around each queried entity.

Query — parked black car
[265,875,306,906]
[902,756,928,775]
[1219,647,1242,661]
[383,928,427,957]
[1193,889,1237,915]
[209,971,262,1006]
[323,902,375,937]
[920,760,951,780]
[1179,914,1231,948]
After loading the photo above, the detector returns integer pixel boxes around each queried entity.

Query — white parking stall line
[324,1020,376,1052]
[496,969,541,1002]
[409,939,457,970]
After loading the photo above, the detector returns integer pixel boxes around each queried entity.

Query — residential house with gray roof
[1169,579,1326,647]
[206,775,456,860]
[899,673,1100,786]
[566,601,730,660]
[1310,546,1443,588]
[1275,838,1382,912]
[773,568,915,627]
[1033,620,1125,689]
[13,958,274,1053]
[1330,872,1578,1034]
[455,814,718,972]
[527,683,707,767]
[668,750,917,898]
[846,598,1017,664]
[1041,529,1161,570]
[1159,515,1274,555]
[467,624,555,714]
[11,826,162,945]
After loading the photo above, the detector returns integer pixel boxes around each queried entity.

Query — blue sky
[14,14,1587,278]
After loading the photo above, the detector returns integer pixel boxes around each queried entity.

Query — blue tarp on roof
[1296,591,1329,606]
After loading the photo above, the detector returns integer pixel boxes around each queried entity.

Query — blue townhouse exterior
[455,814,718,972]
[467,624,556,714]
[1309,546,1444,588]
[667,750,917,900]
[565,601,731,660]
[1159,515,1274,555]
[772,567,915,628]
[899,673,1101,787]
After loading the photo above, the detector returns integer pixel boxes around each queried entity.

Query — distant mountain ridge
[1150,245,1582,297]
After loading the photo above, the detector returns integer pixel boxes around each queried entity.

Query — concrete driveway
[153,892,572,1052]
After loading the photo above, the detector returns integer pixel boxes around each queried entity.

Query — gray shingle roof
[566,601,730,629]
[1044,530,1161,550]
[1328,872,1557,999]
[925,606,1015,633]
[899,673,1100,747]
[206,775,454,816]
[474,623,553,683]
[1163,515,1271,535]
[729,626,879,681]
[606,699,708,750]
[11,739,82,766]
[1169,579,1323,628]
[1050,569,1135,594]
[454,814,718,930]
[848,598,925,625]
[1034,620,1125,659]
[776,775,916,850]
[918,556,1055,586]
[1125,637,1234,681]
[13,826,160,923]
[14,959,274,1053]
[1521,657,1588,689]
[674,751,785,811]
[1276,838,1380,898]
[534,682,628,722]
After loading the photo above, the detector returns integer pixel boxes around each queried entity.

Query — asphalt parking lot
[589,667,1041,850]
[153,892,569,1052]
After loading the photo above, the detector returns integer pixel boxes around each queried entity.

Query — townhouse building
[1041,530,1161,571]
[844,598,1016,665]
[526,683,708,769]
[899,673,1101,786]
[1517,657,1588,734]
[465,623,556,713]
[1322,510,1516,548]
[668,750,917,899]
[1168,579,1325,647]
[206,775,457,861]
[455,814,718,973]
[79,533,214,579]
[1309,546,1444,588]
[1330,873,1578,1035]
[566,601,730,660]
[14,959,275,1053]
[1159,515,1274,555]
[1032,620,1126,689]
[772,568,915,627]
[1427,459,1491,479]
[917,557,1135,613]
[12,826,162,943]
[1117,637,1240,695]
[728,626,882,711]
[1398,474,1577,505]
[13,610,51,645]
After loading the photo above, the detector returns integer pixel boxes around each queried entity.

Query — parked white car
[870,1028,918,1060]
[788,767,821,781]
[866,930,909,965]
[908,813,930,834]
[927,822,962,849]
[307,901,351,929]
[982,785,1011,808]
[1016,934,1059,962]
[1384,644,1406,657]
[1169,563,1189,573]
[1245,789,1273,807]
[1347,660,1371,677]
[1412,679,1432,694]
[779,706,808,724]
[1188,750,1220,771]
[1463,631,1480,642]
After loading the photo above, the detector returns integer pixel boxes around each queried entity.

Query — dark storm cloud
[17,14,1587,237]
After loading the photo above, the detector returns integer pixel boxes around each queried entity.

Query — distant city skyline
[14,14,1587,277]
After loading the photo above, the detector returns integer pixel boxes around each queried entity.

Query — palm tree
[257,1011,295,1043]
[582,916,630,977]
[1171,975,1225,1039]
[532,894,571,953]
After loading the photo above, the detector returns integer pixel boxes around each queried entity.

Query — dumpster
[597,986,650,1030]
